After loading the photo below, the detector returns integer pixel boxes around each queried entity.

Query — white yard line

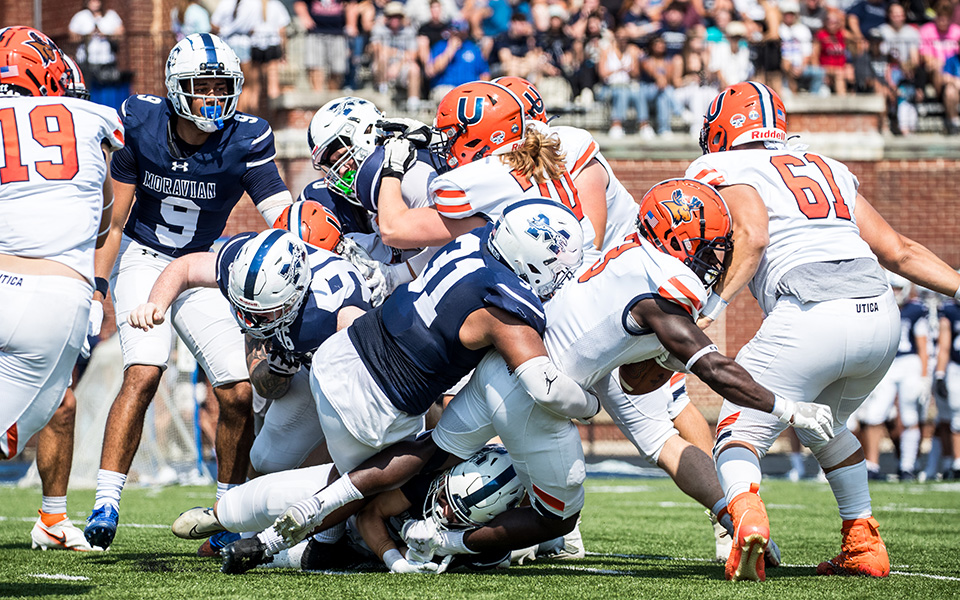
[28,573,90,581]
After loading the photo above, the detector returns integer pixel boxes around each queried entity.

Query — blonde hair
[499,126,567,183]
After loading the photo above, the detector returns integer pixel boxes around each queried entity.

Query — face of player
[321,145,359,178]
[187,77,231,119]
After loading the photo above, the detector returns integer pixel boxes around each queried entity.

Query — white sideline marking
[29,573,90,581]
[584,552,960,582]
[876,504,960,514]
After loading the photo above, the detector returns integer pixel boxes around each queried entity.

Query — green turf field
[1,477,958,599]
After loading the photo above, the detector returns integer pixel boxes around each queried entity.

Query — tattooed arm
[245,336,294,400]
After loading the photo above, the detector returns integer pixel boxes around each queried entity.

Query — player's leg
[896,355,926,479]
[857,367,897,479]
[946,361,960,478]
[249,369,325,474]
[87,238,173,549]
[669,376,715,457]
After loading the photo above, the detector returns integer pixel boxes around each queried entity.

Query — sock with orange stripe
[40,496,67,520]
[716,446,762,505]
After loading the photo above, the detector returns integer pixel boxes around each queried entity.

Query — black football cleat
[221,537,271,574]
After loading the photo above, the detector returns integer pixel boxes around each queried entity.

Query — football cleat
[273,499,323,547]
[31,512,98,551]
[221,537,271,574]
[547,520,586,560]
[84,504,119,550]
[197,530,241,557]
[816,517,889,577]
[710,509,733,563]
[765,537,782,568]
[724,485,770,582]
[172,507,225,540]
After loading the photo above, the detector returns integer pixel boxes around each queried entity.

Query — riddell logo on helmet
[751,130,785,141]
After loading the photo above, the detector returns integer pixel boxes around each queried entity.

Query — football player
[84,33,293,552]
[934,297,960,480]
[218,199,593,573]
[173,445,522,573]
[0,26,123,549]
[127,220,370,477]
[688,81,960,580]
[858,273,930,481]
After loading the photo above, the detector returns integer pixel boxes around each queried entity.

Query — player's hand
[773,397,834,443]
[266,345,300,377]
[339,237,390,306]
[127,302,165,331]
[401,519,441,560]
[381,137,416,180]
[377,117,432,148]
[81,300,105,359]
[935,373,948,399]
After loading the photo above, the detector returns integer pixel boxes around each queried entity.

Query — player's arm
[376,177,485,249]
[632,296,833,439]
[96,141,117,249]
[699,183,769,328]
[460,306,600,420]
[245,336,293,400]
[855,193,960,298]
[935,317,952,394]
[93,178,135,301]
[574,158,609,250]
[355,489,413,565]
[126,253,217,330]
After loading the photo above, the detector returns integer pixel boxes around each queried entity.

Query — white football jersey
[545,234,707,390]
[551,125,639,251]
[429,155,598,250]
[0,96,124,283]
[687,149,876,315]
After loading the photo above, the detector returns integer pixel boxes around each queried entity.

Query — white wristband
[701,294,729,321]
[684,344,719,372]
[770,395,794,424]
[383,548,404,570]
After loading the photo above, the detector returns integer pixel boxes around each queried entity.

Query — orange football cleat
[724,484,770,582]
[816,517,889,577]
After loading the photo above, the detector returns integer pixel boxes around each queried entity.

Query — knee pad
[807,426,861,470]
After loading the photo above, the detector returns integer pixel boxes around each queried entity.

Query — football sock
[899,427,920,473]
[317,474,364,513]
[716,446,762,504]
[923,437,941,479]
[257,526,287,556]
[41,495,67,517]
[93,470,126,510]
[952,457,960,471]
[790,452,806,478]
[711,498,733,536]
[825,461,872,520]
[310,521,345,544]
[216,481,238,501]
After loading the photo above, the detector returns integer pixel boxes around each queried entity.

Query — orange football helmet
[0,26,67,97]
[637,178,733,289]
[431,81,526,169]
[273,200,343,253]
[494,76,547,123]
[699,81,787,154]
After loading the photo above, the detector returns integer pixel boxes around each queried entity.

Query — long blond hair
[499,126,567,183]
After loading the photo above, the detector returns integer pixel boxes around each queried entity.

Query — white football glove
[381,137,417,180]
[266,345,300,377]
[385,549,452,574]
[772,397,835,443]
[377,117,432,148]
[81,300,105,359]
[401,519,441,561]
[339,237,391,306]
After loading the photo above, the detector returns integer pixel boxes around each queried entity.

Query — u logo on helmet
[662,189,704,226]
[457,96,484,125]
[522,90,544,116]
[704,90,726,124]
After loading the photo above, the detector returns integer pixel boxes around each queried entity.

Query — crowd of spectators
[74,0,960,136]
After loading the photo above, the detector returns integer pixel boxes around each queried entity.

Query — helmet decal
[457,96,485,126]
[662,188,705,226]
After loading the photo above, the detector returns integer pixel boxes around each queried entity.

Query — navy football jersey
[897,301,928,357]
[112,95,288,257]
[939,302,960,365]
[216,231,370,364]
[298,180,375,236]
[349,224,546,414]
[354,146,436,214]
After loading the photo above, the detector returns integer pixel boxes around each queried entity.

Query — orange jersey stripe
[434,189,467,198]
[532,484,565,513]
[3,422,17,459]
[436,202,473,215]
[716,411,740,436]
[669,372,686,385]
[571,140,598,175]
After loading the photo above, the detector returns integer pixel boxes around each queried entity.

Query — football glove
[339,237,390,306]
[385,549,452,574]
[772,397,834,443]
[266,345,300,377]
[935,373,948,399]
[381,137,417,180]
[400,519,441,561]
[377,117,432,148]
[81,300,104,359]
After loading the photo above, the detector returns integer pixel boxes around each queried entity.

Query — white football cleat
[710,509,733,563]
[172,507,225,540]
[273,501,320,547]
[31,512,98,551]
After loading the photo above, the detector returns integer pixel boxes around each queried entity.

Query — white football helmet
[165,33,244,133]
[62,54,90,100]
[488,199,584,299]
[307,97,383,205]
[227,230,310,338]
[425,445,525,530]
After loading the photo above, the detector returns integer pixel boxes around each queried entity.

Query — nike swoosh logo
[44,530,68,547]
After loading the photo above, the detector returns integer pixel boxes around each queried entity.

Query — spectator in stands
[640,33,679,137]
[920,1,960,93]
[538,5,577,83]
[621,0,661,45]
[492,11,544,79]
[710,20,753,87]
[851,30,889,94]
[569,0,615,41]
[68,0,126,110]
[293,0,355,91]
[705,6,735,44]
[480,0,517,42]
[744,0,782,94]
[598,24,644,138]
[813,8,850,94]
[211,0,254,72]
[879,2,921,78]
[659,3,692,57]
[568,9,606,104]
[846,0,890,44]
[248,0,291,114]
[671,31,721,135]
[172,0,212,41]
[941,37,960,133]
[779,0,825,94]
[404,0,459,28]
[426,20,491,99]
[371,1,423,110]
[799,0,827,33]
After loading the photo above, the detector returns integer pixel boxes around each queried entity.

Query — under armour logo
[172,161,189,172]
